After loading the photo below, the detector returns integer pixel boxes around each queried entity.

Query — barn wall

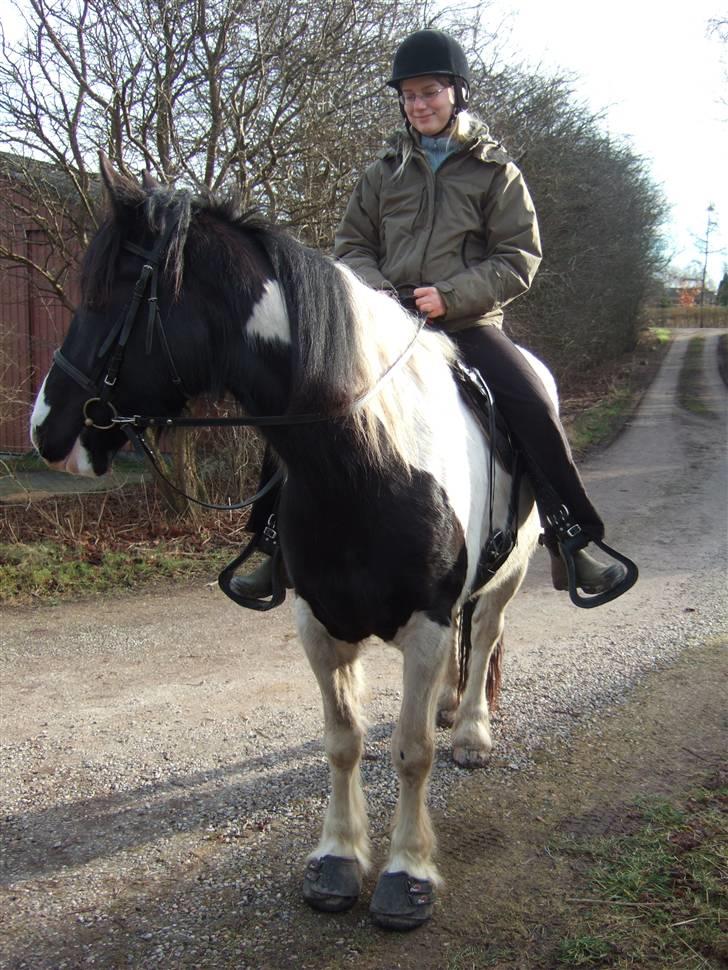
[0,182,77,453]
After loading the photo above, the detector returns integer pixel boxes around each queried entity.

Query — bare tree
[0,0,667,393]
[0,0,432,296]
[708,13,728,113]
[469,66,668,374]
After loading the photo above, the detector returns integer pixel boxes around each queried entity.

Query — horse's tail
[486,635,504,710]
[457,600,505,710]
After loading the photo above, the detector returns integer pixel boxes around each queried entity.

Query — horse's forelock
[144,188,194,294]
[82,187,198,307]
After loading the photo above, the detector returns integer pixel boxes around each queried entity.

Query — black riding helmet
[388,29,471,116]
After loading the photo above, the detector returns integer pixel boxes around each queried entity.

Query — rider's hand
[413,286,446,320]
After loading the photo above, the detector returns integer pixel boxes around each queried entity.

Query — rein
[109,312,426,433]
[53,211,427,511]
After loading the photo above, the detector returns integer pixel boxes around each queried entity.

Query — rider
[232,28,630,603]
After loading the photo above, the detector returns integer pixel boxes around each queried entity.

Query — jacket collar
[376,124,511,165]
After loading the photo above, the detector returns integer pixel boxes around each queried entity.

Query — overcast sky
[480,0,727,284]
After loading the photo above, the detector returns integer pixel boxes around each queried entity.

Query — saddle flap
[451,359,515,473]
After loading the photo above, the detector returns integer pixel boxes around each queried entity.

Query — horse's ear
[141,168,161,191]
[98,151,144,211]
[99,151,123,194]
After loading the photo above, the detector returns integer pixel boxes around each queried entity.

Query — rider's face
[399,75,456,136]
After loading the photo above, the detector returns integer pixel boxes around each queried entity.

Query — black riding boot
[230,555,275,599]
[225,509,284,605]
[548,543,627,595]
[540,505,636,607]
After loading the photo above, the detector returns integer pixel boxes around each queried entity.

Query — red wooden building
[0,160,79,453]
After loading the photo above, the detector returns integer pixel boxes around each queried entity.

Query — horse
[30,158,558,930]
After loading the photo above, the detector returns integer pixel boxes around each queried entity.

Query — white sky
[479,0,728,285]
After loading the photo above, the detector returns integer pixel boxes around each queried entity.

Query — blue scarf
[420,134,457,172]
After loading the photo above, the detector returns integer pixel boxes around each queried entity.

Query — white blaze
[55,437,96,476]
[29,374,96,476]
[29,376,51,450]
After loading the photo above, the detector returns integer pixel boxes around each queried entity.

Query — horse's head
[31,158,212,476]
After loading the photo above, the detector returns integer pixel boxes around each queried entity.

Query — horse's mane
[83,180,454,471]
[238,211,454,471]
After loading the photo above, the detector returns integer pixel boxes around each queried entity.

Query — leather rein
[52,215,426,511]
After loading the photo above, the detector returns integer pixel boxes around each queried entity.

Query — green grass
[553,786,728,968]
[0,451,46,473]
[566,387,634,456]
[678,335,718,418]
[651,326,671,345]
[555,936,616,966]
[562,327,672,456]
[0,540,231,605]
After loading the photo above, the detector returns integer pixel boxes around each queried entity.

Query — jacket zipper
[416,148,459,284]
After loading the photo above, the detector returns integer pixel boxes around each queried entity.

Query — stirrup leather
[546,506,639,609]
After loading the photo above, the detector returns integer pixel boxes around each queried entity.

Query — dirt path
[1,329,726,969]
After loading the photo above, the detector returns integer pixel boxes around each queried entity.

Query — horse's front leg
[296,599,369,913]
[371,613,451,930]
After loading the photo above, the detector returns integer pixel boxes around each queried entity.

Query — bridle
[51,209,426,511]
[53,207,188,434]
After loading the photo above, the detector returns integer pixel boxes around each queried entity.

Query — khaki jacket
[334,125,542,331]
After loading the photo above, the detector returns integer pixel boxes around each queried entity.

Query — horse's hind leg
[451,573,521,768]
[296,600,369,912]
[436,620,460,728]
[370,612,451,930]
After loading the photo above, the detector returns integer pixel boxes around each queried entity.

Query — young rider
[232,29,632,603]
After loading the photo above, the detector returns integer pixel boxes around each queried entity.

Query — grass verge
[0,539,234,605]
[560,327,672,457]
[717,332,728,389]
[0,485,250,606]
[553,784,727,968]
[678,335,718,418]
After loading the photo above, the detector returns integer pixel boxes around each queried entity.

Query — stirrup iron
[218,513,286,611]
[546,506,639,609]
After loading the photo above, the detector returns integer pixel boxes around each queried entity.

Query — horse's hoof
[302,855,361,912]
[369,871,435,930]
[453,745,492,768]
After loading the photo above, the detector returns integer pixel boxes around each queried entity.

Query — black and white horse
[31,161,557,929]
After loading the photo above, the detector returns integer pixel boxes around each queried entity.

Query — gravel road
[1,328,726,969]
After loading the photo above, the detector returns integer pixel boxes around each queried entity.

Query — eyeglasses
[399,86,449,106]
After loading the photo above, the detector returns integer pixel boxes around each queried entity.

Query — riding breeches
[449,325,605,541]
